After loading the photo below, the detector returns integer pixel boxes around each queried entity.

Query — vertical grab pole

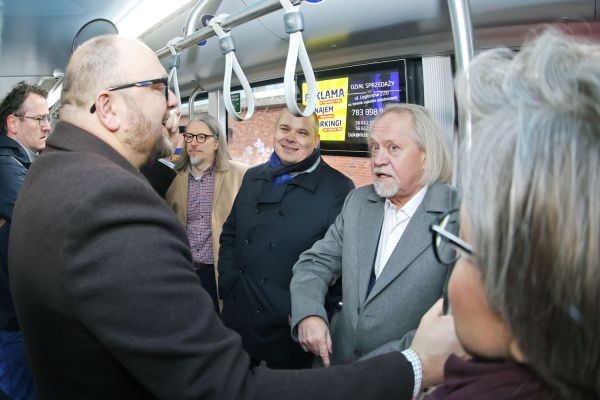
[447,0,474,192]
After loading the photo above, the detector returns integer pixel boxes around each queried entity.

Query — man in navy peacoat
[219,107,355,369]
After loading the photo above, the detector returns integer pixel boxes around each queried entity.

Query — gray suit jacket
[290,183,457,365]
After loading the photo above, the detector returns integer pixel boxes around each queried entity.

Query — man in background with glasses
[165,113,248,312]
[290,104,457,372]
[0,81,49,400]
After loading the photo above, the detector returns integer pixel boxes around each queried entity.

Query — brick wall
[226,105,373,188]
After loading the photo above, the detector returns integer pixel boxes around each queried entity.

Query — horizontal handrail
[155,0,302,58]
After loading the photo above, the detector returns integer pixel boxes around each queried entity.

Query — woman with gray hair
[428,30,599,399]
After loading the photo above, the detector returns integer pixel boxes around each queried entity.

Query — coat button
[256,308,262,314]
[260,277,268,284]
[278,211,284,219]
[244,239,251,245]
[239,268,245,274]
[255,208,261,215]
[267,242,274,250]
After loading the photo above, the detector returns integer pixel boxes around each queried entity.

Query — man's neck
[191,160,213,176]
[7,134,36,161]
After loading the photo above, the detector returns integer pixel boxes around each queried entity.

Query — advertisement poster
[302,77,348,141]
[303,67,403,143]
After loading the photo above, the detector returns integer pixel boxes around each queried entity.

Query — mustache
[372,168,396,176]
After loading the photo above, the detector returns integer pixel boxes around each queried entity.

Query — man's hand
[298,316,332,367]
[165,109,181,134]
[410,299,465,389]
[165,109,181,149]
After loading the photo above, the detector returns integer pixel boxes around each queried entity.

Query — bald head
[57,34,177,168]
[60,35,158,117]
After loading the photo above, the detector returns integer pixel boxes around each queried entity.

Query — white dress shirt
[373,186,428,279]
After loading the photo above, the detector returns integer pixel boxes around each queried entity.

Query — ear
[93,91,120,132]
[213,137,219,151]
[509,338,527,363]
[6,114,19,136]
[314,133,320,148]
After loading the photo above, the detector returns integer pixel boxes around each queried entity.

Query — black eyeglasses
[90,77,170,113]
[183,133,215,143]
[14,114,51,127]
[430,208,475,265]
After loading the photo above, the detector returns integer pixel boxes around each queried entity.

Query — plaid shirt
[186,166,215,264]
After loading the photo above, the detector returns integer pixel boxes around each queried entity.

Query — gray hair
[457,29,600,399]
[368,103,452,185]
[174,113,231,172]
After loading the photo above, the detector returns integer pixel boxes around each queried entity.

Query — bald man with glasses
[0,80,50,400]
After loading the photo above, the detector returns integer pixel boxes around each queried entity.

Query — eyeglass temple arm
[431,224,475,255]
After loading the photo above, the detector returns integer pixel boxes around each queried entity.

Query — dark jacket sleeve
[327,174,355,226]
[0,156,27,221]
[139,159,177,198]
[63,171,415,400]
[217,174,244,299]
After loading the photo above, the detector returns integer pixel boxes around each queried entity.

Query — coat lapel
[213,169,224,206]
[364,183,455,304]
[357,189,385,306]
[178,171,190,222]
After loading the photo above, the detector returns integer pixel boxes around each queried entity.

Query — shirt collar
[384,185,428,218]
[189,164,214,180]
[13,138,37,162]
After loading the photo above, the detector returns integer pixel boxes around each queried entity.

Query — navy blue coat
[0,135,31,330]
[219,159,354,366]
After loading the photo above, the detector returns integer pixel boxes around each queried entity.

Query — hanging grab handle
[166,37,184,130]
[279,0,317,117]
[208,14,255,121]
[167,37,184,113]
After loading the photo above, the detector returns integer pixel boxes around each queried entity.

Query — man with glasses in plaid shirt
[165,113,248,312]
[0,81,50,400]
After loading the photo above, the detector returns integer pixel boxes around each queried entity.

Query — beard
[122,94,173,164]
[372,167,400,198]
[189,155,202,166]
[373,179,400,198]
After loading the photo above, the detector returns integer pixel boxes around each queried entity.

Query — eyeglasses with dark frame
[430,208,475,265]
[14,114,51,127]
[90,77,170,113]
[183,133,215,144]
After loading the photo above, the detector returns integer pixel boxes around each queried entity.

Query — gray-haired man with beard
[290,103,457,368]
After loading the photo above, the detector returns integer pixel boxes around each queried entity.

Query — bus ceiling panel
[142,0,293,96]
[0,0,142,97]
[470,0,594,26]
[141,0,594,96]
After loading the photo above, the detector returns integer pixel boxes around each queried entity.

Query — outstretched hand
[298,316,332,367]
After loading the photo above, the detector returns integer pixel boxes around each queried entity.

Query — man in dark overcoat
[218,107,355,368]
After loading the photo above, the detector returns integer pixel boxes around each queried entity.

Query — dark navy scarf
[268,147,320,187]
